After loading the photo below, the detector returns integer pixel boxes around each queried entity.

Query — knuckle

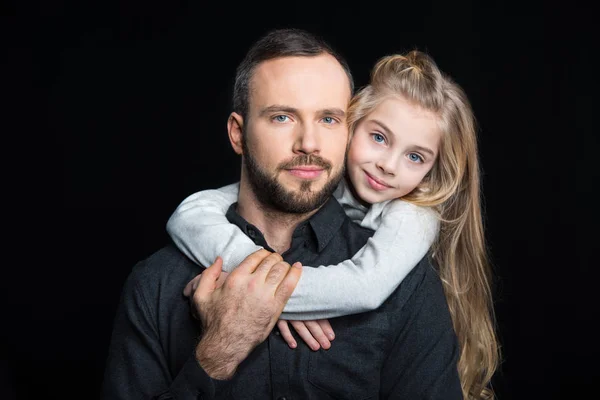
[248,278,259,292]
[274,261,290,274]
[254,248,270,257]
[290,320,302,329]
[224,274,238,289]
[266,264,287,283]
[267,253,283,263]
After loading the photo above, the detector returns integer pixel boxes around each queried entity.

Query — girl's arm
[280,197,439,320]
[166,182,264,272]
[167,181,439,320]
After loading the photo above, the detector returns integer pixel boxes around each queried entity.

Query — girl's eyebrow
[370,119,395,137]
[410,145,436,157]
[370,119,436,157]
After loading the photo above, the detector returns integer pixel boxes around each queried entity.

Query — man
[102,28,463,399]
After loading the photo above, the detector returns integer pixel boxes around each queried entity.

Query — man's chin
[269,185,333,214]
[279,188,325,203]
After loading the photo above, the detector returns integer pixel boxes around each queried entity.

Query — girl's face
[346,96,442,204]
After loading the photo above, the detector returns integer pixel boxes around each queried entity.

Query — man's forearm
[195,332,248,380]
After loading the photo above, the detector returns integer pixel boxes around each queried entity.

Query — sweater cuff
[170,355,216,399]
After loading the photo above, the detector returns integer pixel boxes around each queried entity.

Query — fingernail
[290,342,296,348]
[328,333,335,340]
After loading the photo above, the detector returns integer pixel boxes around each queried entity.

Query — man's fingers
[215,271,230,289]
[195,257,223,300]
[183,274,202,297]
[254,252,284,279]
[274,262,302,306]
[305,320,331,350]
[264,260,291,286]
[290,321,320,351]
[234,249,272,274]
[276,320,297,349]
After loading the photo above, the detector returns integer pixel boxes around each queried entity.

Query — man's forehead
[249,54,352,112]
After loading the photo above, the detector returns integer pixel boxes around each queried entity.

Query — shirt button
[247,227,256,238]
[274,330,280,336]
[277,397,288,400]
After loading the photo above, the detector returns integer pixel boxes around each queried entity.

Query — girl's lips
[364,171,390,191]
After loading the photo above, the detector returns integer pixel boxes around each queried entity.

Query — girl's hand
[276,319,335,351]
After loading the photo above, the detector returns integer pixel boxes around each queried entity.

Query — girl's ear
[227,112,244,155]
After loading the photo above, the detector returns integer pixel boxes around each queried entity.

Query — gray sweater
[166,180,439,320]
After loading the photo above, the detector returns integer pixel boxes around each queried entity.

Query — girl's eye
[372,133,386,143]
[408,153,424,163]
[273,115,289,123]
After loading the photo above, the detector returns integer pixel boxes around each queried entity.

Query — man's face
[241,54,352,213]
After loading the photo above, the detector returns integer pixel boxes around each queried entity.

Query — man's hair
[232,28,354,119]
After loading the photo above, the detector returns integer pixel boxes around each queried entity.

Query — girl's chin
[355,187,382,204]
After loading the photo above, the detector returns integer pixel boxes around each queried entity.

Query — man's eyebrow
[371,118,436,156]
[258,105,346,118]
[320,108,346,118]
[258,105,298,117]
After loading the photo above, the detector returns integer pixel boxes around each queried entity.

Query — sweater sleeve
[166,182,264,272]
[279,198,440,320]
[166,181,439,320]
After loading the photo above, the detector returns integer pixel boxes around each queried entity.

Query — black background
[4,1,597,399]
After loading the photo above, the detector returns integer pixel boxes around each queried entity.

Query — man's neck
[237,180,318,254]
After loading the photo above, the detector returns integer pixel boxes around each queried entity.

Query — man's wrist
[195,334,242,380]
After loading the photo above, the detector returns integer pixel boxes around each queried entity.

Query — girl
[167,50,498,399]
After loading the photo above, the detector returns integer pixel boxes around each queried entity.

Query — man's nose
[293,122,320,155]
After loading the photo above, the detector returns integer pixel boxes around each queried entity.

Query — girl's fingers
[276,320,297,349]
[305,320,331,350]
[317,319,335,341]
[290,320,321,351]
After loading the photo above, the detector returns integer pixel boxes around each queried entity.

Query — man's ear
[227,112,244,155]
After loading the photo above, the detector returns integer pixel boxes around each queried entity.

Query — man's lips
[364,171,392,191]
[286,166,325,179]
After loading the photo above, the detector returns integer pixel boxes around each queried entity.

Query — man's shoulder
[385,255,454,327]
[124,244,203,296]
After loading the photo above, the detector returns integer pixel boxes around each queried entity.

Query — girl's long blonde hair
[347,50,499,399]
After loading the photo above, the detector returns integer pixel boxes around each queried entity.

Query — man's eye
[322,116,336,124]
[274,115,289,123]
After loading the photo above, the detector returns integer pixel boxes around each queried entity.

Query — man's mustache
[278,155,332,171]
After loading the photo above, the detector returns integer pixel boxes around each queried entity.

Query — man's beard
[242,137,344,214]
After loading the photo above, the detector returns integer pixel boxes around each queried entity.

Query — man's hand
[191,249,302,380]
[183,266,229,298]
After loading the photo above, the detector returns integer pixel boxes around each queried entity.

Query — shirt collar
[225,196,347,253]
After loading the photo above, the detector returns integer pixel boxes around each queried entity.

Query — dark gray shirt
[101,197,463,399]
